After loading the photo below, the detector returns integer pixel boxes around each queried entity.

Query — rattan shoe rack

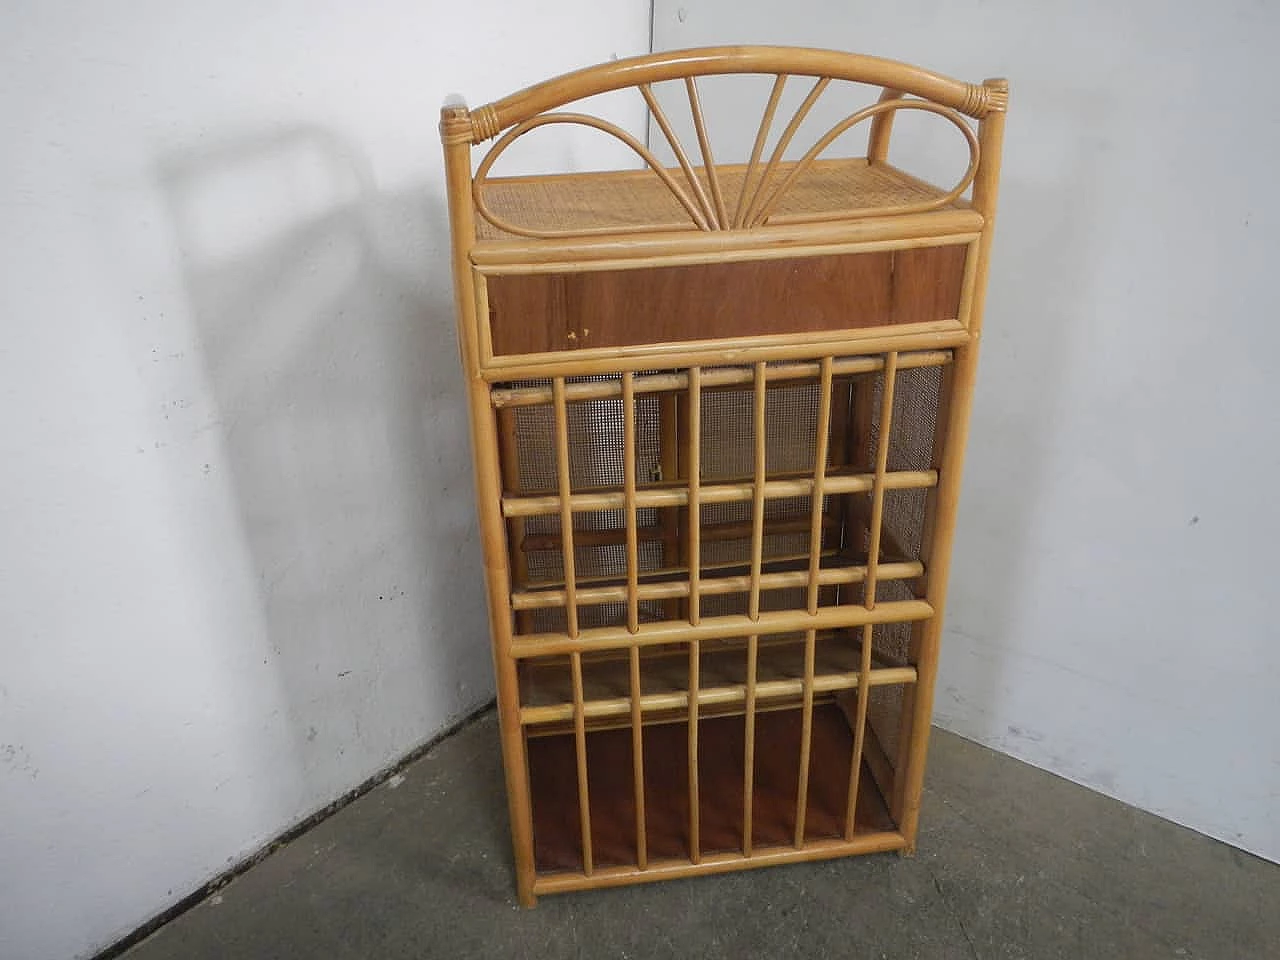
[440,47,1006,905]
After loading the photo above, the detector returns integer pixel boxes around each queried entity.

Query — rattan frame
[441,46,1006,905]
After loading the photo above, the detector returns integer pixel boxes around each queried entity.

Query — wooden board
[486,245,966,356]
[526,703,895,874]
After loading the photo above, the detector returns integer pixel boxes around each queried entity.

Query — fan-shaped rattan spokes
[472,73,980,239]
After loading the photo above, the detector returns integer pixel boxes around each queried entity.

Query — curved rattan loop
[750,99,980,227]
[474,112,712,238]
[470,46,1002,144]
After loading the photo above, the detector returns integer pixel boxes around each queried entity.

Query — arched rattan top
[442,46,1007,145]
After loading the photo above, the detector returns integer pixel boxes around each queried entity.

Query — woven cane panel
[475,158,959,241]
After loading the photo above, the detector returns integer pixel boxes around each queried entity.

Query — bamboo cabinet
[440,47,1007,905]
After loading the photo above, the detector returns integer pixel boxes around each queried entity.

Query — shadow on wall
[155,126,490,805]
[937,93,1102,748]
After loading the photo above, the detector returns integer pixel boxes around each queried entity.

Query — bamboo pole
[553,376,592,872]
[470,48,1004,143]
[440,105,537,906]
[735,74,787,228]
[743,632,759,856]
[503,469,937,518]
[749,362,768,621]
[867,87,905,164]
[807,357,835,614]
[510,598,933,658]
[510,559,924,611]
[622,372,640,634]
[796,356,834,847]
[660,390,681,621]
[686,77,728,228]
[629,643,647,869]
[864,352,898,606]
[497,407,532,635]
[480,322,970,382]
[519,663,919,726]
[891,359,956,825]
[794,627,817,846]
[688,637,701,863]
[846,352,898,840]
[899,80,1007,851]
[472,217,983,276]
[741,77,830,227]
[552,378,579,639]
[490,353,953,409]
[532,831,907,896]
[640,83,717,230]
[570,650,593,874]
[688,367,703,625]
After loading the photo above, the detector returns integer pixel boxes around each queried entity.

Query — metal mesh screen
[700,381,835,480]
[513,387,663,493]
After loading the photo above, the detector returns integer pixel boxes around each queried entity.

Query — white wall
[0,4,650,958]
[655,1,1280,861]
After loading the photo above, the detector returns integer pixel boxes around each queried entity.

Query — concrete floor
[123,711,1279,960]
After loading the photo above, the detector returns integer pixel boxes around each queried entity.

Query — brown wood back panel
[486,246,967,357]
[527,703,895,874]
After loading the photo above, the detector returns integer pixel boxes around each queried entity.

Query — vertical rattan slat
[687,367,703,626]
[622,372,641,634]
[569,650,593,874]
[794,627,818,846]
[748,362,768,622]
[629,643,648,869]
[553,376,593,875]
[846,351,898,839]
[796,356,835,845]
[807,357,835,614]
[660,391,681,621]
[442,47,1006,903]
[688,636,702,864]
[743,631,759,856]
[552,378,579,639]
[898,83,1006,850]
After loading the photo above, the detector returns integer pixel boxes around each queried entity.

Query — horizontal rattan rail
[521,666,917,726]
[510,560,925,612]
[490,349,952,408]
[501,469,937,519]
[508,600,933,658]
[446,46,1007,147]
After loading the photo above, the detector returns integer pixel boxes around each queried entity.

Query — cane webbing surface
[476,158,963,241]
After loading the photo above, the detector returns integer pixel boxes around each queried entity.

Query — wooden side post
[897,79,1006,851]
[440,103,537,906]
